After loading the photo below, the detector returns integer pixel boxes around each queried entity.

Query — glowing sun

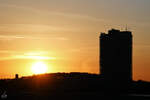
[31,61,48,74]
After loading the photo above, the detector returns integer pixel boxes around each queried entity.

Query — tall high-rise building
[100,29,132,83]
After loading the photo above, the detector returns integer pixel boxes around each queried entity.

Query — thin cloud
[0,50,56,60]
[0,35,24,40]
[0,34,68,41]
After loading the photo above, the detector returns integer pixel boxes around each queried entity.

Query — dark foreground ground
[5,93,150,100]
[0,73,150,100]
[4,92,150,100]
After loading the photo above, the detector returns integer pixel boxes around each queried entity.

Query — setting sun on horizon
[31,61,48,75]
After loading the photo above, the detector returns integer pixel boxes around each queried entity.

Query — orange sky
[0,0,150,81]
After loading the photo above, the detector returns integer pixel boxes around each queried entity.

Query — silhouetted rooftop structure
[15,74,19,79]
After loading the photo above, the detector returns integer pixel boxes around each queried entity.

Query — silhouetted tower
[100,29,132,84]
[15,74,19,79]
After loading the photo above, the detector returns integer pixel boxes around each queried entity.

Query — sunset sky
[0,0,150,81]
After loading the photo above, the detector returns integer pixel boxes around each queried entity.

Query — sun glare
[31,61,48,74]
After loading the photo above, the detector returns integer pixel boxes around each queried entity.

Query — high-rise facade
[100,29,132,83]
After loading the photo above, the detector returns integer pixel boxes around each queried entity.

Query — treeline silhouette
[0,73,103,100]
[0,73,150,100]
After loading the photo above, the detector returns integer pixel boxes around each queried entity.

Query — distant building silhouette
[15,74,19,79]
[100,29,132,84]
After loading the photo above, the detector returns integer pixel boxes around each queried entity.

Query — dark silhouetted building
[100,29,132,85]
[15,74,19,79]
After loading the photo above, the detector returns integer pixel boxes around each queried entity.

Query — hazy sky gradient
[0,0,150,81]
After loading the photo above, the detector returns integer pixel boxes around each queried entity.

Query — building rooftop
[100,29,132,38]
